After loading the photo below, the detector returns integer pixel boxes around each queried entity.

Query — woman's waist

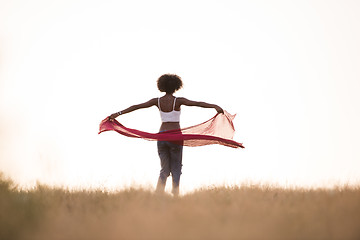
[159,122,180,132]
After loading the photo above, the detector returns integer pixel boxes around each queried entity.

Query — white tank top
[158,97,181,122]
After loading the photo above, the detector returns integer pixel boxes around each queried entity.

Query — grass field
[1,174,360,240]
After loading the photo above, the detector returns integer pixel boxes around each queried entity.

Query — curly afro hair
[157,74,183,94]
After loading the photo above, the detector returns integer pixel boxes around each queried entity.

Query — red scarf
[99,111,244,148]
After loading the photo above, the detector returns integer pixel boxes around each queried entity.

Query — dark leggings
[156,141,183,195]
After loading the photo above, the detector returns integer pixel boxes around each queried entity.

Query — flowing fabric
[98,111,244,148]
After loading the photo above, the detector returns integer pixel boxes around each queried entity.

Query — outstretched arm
[109,98,158,119]
[178,98,224,114]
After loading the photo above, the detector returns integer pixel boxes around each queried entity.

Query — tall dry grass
[1,173,360,240]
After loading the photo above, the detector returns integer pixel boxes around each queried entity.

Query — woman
[109,74,224,196]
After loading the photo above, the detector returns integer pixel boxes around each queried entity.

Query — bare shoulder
[147,98,158,106]
[177,97,196,106]
[137,98,158,108]
[176,97,187,105]
[148,98,158,104]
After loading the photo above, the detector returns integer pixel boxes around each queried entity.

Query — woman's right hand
[215,106,224,114]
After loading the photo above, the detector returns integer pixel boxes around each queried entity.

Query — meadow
[1,174,360,240]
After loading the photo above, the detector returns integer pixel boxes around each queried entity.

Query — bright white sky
[1,0,359,193]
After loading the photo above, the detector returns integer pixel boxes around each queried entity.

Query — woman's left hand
[109,113,119,120]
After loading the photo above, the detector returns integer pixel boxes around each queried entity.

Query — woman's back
[158,94,181,131]
[158,95,181,112]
